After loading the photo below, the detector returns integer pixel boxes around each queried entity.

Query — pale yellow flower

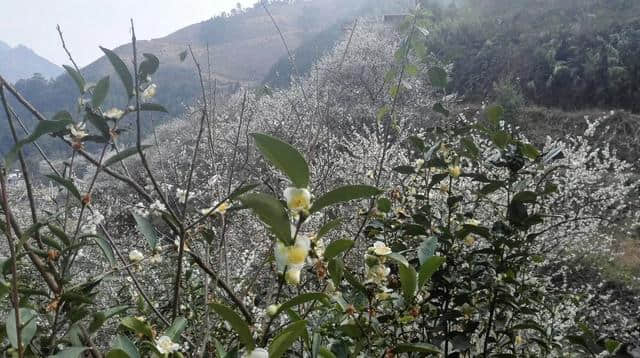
[284,187,311,212]
[156,335,180,354]
[448,165,461,178]
[372,241,392,256]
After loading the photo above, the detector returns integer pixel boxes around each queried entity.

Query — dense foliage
[0,7,639,358]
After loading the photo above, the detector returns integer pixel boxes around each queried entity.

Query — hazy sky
[1,0,258,67]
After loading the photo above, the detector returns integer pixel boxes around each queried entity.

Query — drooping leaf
[269,320,307,358]
[229,183,260,201]
[92,76,110,108]
[132,212,158,250]
[63,65,85,94]
[275,293,329,317]
[86,112,111,139]
[323,240,354,261]
[418,256,445,288]
[210,303,254,351]
[6,308,38,349]
[427,67,447,88]
[103,145,151,167]
[89,234,116,267]
[100,46,134,98]
[328,258,344,288]
[89,305,129,333]
[239,193,291,245]
[310,185,381,214]
[46,174,82,201]
[251,133,309,188]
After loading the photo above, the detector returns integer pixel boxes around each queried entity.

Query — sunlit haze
[1,0,258,66]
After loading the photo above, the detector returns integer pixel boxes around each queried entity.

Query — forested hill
[0,40,62,82]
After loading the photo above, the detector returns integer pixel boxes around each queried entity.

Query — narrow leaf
[210,303,254,351]
[418,256,445,288]
[240,193,291,245]
[132,212,158,250]
[92,76,110,108]
[251,133,309,188]
[310,185,381,214]
[100,46,134,98]
[46,174,81,201]
[103,145,151,167]
[63,65,85,94]
[269,320,307,358]
[323,240,354,261]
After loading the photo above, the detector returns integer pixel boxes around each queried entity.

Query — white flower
[104,108,125,120]
[285,266,303,285]
[150,200,166,217]
[67,123,88,140]
[266,304,280,317]
[176,188,188,204]
[242,348,268,358]
[142,83,157,101]
[129,249,144,263]
[156,335,180,354]
[372,241,392,256]
[284,187,311,213]
[274,241,288,273]
[150,253,163,264]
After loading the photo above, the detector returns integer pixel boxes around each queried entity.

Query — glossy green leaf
[387,252,409,268]
[310,185,381,214]
[269,320,307,358]
[418,256,445,288]
[100,46,134,98]
[323,240,354,261]
[105,349,131,358]
[92,76,110,108]
[63,65,85,94]
[240,193,291,245]
[377,198,392,213]
[229,183,260,201]
[132,212,158,250]
[251,133,309,188]
[103,145,151,167]
[6,308,38,349]
[398,262,417,302]
[317,347,337,358]
[5,114,73,167]
[210,303,254,351]
[89,305,128,333]
[328,258,344,287]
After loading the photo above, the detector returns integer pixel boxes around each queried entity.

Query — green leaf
[48,224,71,247]
[275,293,329,317]
[164,317,187,341]
[486,105,504,127]
[394,342,441,354]
[86,112,111,139]
[104,145,151,167]
[328,258,344,287]
[89,305,128,333]
[432,102,450,116]
[6,308,38,349]
[5,114,73,167]
[90,234,116,267]
[398,261,417,302]
[491,131,511,149]
[418,256,445,288]
[387,252,409,268]
[210,303,254,351]
[417,237,438,265]
[63,65,85,94]
[100,46,134,98]
[92,76,110,108]
[132,212,159,250]
[377,198,392,213]
[317,348,336,358]
[105,350,131,358]
[46,174,82,201]
[229,183,260,201]
[251,133,309,188]
[120,317,153,339]
[323,240,354,261]
[310,185,381,214]
[317,219,343,240]
[139,53,160,79]
[427,67,447,88]
[139,103,168,113]
[111,335,140,358]
[240,193,291,245]
[461,137,479,158]
[521,143,541,160]
[269,320,307,358]
[343,269,367,297]
[393,165,415,174]
[179,50,188,62]
[405,64,418,76]
[512,191,537,204]
[50,347,88,358]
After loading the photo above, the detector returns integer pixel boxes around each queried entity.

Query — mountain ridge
[0,41,62,83]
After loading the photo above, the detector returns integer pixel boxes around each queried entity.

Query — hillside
[0,40,62,82]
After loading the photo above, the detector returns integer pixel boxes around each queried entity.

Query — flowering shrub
[0,13,638,358]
